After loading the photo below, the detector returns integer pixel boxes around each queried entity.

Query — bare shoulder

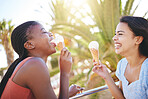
[22,57,56,98]
[22,57,49,76]
[13,57,50,89]
[20,57,48,72]
[24,57,46,67]
[18,57,50,83]
[15,57,48,76]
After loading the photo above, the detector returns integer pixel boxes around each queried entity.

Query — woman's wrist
[60,72,70,78]
[104,73,112,82]
[59,72,70,98]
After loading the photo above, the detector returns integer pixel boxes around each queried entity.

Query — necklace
[129,57,146,68]
[125,57,146,85]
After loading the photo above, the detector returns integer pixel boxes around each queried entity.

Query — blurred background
[0,0,148,98]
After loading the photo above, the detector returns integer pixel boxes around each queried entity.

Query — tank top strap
[10,57,33,80]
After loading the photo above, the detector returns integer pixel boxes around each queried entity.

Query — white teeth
[114,44,121,48]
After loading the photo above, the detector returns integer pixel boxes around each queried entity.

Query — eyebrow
[115,30,125,33]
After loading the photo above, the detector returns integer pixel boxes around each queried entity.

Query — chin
[51,50,56,54]
[115,50,121,55]
[115,50,125,56]
[48,49,56,55]
[53,50,56,53]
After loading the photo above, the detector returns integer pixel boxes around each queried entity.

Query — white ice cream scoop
[88,41,100,64]
[88,41,99,50]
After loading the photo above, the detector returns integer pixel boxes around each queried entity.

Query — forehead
[31,24,44,32]
[27,24,44,39]
[116,22,135,36]
[29,24,46,35]
[116,22,129,30]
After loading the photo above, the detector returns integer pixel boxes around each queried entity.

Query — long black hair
[0,21,39,97]
[120,16,148,57]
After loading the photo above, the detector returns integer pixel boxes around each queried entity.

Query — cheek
[121,38,136,51]
[39,36,49,44]
[33,38,49,49]
[119,36,132,44]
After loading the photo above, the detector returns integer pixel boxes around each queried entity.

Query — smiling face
[25,24,56,56]
[112,22,138,56]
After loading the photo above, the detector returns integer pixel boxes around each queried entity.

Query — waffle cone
[57,42,65,51]
[90,48,100,64]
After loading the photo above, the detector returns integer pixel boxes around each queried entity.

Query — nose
[112,35,118,41]
[48,32,54,41]
[49,32,53,37]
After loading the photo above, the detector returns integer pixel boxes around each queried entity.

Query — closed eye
[118,33,123,35]
[42,31,48,34]
[115,30,124,36]
[115,33,123,36]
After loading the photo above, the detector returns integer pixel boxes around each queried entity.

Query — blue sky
[0,0,37,25]
[0,0,52,68]
[0,0,148,68]
[0,0,52,28]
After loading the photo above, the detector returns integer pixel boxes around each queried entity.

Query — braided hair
[0,21,39,97]
[120,16,148,57]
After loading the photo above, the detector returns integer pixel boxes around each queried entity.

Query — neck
[28,53,48,63]
[125,53,146,67]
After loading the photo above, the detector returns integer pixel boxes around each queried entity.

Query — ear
[135,36,143,45]
[24,41,35,50]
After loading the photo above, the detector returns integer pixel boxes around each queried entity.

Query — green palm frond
[131,0,141,15]
[123,0,141,15]
[48,0,122,71]
[143,11,148,18]
[0,19,14,67]
[44,0,147,85]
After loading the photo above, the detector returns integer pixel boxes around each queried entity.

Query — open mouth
[114,43,121,49]
[50,42,56,47]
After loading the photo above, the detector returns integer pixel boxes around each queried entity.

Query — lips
[50,42,56,47]
[114,42,121,49]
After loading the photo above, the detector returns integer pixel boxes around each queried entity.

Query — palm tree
[40,0,147,98]
[48,0,147,73]
[0,19,14,74]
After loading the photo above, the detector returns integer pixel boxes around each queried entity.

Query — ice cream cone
[54,34,65,51]
[57,42,65,51]
[89,41,100,65]
[90,48,99,63]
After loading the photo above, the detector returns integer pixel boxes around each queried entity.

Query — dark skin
[12,24,82,99]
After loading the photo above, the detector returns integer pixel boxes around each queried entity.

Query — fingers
[92,63,107,74]
[99,60,102,65]
[64,49,69,56]
[70,84,84,92]
[93,59,95,62]
[61,47,71,57]
[93,62,98,66]
[93,59,103,66]
[61,48,67,56]
[67,52,71,58]
[92,66,99,71]
[61,47,67,55]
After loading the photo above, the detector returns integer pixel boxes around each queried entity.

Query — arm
[59,72,69,99]
[92,61,125,99]
[58,48,72,99]
[20,52,72,99]
[15,49,77,99]
[104,75,125,99]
